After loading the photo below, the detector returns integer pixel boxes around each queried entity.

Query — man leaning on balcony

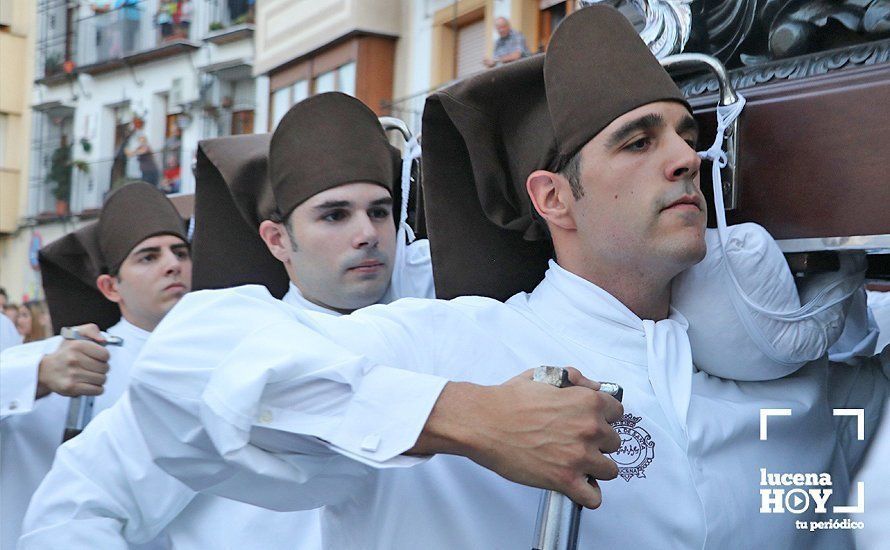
[93,0,141,56]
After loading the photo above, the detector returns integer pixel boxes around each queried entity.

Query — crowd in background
[0,288,52,344]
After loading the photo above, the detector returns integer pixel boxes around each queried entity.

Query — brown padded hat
[269,92,396,219]
[544,4,688,169]
[39,182,187,332]
[191,133,291,297]
[97,182,188,273]
[192,121,408,297]
[422,5,688,300]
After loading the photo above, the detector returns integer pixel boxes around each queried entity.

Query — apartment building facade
[1,0,577,302]
[1,0,259,301]
[254,0,576,134]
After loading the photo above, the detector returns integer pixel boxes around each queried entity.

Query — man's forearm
[406,371,624,509]
[408,381,487,457]
[498,51,522,63]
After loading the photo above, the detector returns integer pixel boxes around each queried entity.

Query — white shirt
[21,239,436,549]
[19,286,329,550]
[852,290,890,550]
[128,261,888,550]
[0,319,150,550]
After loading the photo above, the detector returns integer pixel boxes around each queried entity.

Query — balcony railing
[382,83,451,137]
[36,0,75,81]
[29,146,185,218]
[78,148,184,200]
[75,0,199,69]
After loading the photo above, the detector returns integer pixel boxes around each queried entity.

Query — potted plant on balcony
[44,53,63,77]
[47,144,90,216]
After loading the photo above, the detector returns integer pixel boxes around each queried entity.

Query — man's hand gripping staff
[532,366,623,550]
[410,366,624,519]
[58,325,124,442]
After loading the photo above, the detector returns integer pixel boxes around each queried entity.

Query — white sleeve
[1,336,61,418]
[829,344,890,478]
[19,393,195,549]
[828,287,879,364]
[129,286,448,512]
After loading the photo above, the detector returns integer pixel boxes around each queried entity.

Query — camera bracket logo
[758,408,866,530]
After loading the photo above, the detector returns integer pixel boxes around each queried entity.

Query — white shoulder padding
[672,223,865,381]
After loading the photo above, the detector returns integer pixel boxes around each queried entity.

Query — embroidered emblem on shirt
[610,413,655,482]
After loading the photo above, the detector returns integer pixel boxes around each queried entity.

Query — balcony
[30,142,184,220]
[204,0,254,45]
[35,0,76,85]
[75,0,200,76]
[77,146,184,206]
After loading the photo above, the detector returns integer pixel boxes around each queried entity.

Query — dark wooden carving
[690,62,890,242]
[681,38,890,96]
[669,0,890,256]
[687,0,890,68]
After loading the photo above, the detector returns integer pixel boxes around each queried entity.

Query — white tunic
[128,261,889,550]
[852,290,890,550]
[20,239,436,549]
[18,287,331,550]
[0,319,150,550]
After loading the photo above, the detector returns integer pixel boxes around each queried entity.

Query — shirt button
[361,434,381,452]
[258,410,273,424]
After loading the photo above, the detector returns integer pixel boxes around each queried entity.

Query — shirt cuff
[1,337,61,416]
[246,366,448,468]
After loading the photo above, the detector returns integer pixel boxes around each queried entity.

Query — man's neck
[555,257,674,321]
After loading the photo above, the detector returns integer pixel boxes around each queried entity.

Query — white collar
[529,261,694,443]
[107,317,152,343]
[525,260,689,367]
[282,282,343,317]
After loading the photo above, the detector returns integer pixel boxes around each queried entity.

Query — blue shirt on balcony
[113,0,141,21]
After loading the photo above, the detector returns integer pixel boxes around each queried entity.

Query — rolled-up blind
[456,19,486,79]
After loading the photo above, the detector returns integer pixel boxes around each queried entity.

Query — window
[231,110,254,135]
[314,70,336,95]
[267,35,396,128]
[455,19,486,79]
[226,78,255,135]
[271,87,290,128]
[538,1,573,52]
[337,62,356,96]
[36,0,75,79]
[29,108,74,215]
[268,79,309,130]
[293,80,309,104]
[313,62,356,96]
[110,103,151,194]
[430,2,486,85]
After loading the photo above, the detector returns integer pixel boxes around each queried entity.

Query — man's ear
[96,274,122,304]
[258,220,293,264]
[526,170,577,232]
